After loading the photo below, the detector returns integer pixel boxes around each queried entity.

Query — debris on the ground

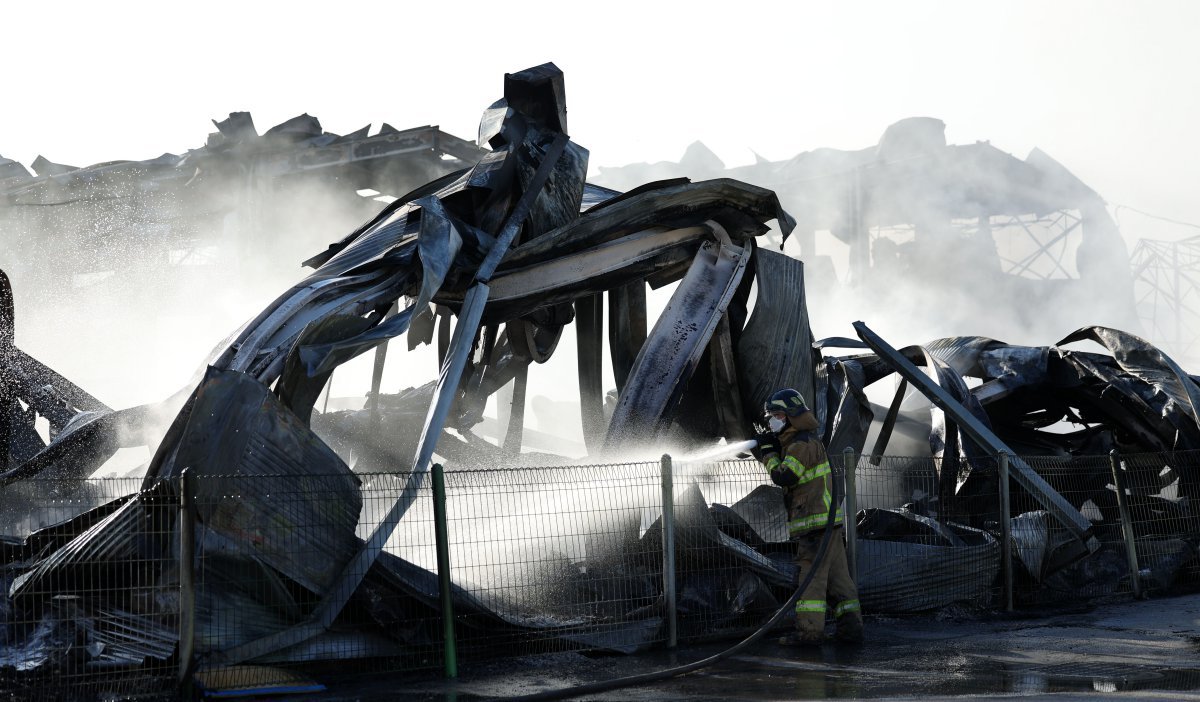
[1,62,1198,691]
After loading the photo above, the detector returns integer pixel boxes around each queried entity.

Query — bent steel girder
[853,321,1099,554]
[473,225,709,321]
[604,241,752,450]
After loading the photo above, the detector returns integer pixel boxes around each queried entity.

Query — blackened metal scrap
[6,346,110,416]
[413,195,466,314]
[210,99,576,667]
[913,346,996,512]
[84,607,177,667]
[708,314,750,442]
[816,357,874,456]
[1050,348,1177,451]
[498,178,795,271]
[1,494,132,562]
[856,508,999,613]
[275,314,378,425]
[576,294,605,454]
[0,269,11,350]
[735,248,815,425]
[9,480,173,602]
[1058,326,1200,450]
[297,305,417,379]
[167,368,363,595]
[476,225,709,322]
[608,281,648,394]
[853,321,1099,554]
[604,241,751,449]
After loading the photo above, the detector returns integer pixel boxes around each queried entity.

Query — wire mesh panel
[1014,455,1132,604]
[188,468,386,694]
[0,477,178,701]
[668,458,784,640]
[1115,450,1200,593]
[438,462,667,658]
[849,455,1001,613]
[47,446,1188,697]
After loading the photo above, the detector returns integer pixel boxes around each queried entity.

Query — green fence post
[998,452,1014,612]
[1109,450,1143,599]
[842,447,858,583]
[432,463,459,677]
[660,454,677,649]
[178,469,196,692]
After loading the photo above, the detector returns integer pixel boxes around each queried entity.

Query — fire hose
[497,441,844,701]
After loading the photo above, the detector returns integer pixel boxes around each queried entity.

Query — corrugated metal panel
[736,248,815,419]
[85,607,176,667]
[9,481,170,600]
[177,368,362,595]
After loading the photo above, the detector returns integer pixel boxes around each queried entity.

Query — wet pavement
[307,593,1200,700]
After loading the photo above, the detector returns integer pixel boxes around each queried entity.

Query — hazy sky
[4,1,1199,242]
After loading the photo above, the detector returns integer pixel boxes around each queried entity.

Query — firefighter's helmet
[764,388,808,417]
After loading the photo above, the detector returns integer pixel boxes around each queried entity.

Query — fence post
[998,452,1014,612]
[660,454,677,649]
[432,463,459,678]
[1109,450,1143,599]
[842,447,858,583]
[178,469,196,690]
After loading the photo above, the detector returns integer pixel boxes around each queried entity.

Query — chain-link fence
[4,449,1200,698]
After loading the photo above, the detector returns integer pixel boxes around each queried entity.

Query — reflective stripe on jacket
[766,412,843,537]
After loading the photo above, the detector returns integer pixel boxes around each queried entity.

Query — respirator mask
[768,416,787,433]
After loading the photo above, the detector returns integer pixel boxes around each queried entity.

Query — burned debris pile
[1,62,1199,694]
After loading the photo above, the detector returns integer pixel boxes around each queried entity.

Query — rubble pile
[0,63,1198,691]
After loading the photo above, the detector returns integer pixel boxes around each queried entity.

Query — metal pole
[1109,450,1143,599]
[660,454,677,649]
[842,447,858,583]
[178,469,196,689]
[998,452,1014,612]
[432,463,459,678]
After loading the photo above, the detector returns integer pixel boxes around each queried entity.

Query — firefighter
[754,388,863,645]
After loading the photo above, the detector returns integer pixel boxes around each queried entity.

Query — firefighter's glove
[752,432,780,463]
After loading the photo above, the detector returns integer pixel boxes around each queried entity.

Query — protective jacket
[765,411,843,537]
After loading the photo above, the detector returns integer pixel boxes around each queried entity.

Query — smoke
[592,121,1176,365]
[0,130,457,413]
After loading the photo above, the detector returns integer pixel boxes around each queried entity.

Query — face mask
[769,416,787,433]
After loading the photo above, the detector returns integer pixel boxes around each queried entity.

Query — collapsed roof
[1,64,1198,685]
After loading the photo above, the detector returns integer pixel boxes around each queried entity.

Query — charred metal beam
[0,268,12,349]
[708,314,748,441]
[575,294,605,454]
[869,379,907,465]
[604,241,751,449]
[608,281,646,393]
[853,321,1098,552]
[502,363,528,455]
[477,225,707,320]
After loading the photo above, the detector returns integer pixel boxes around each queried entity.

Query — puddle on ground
[717,655,1200,698]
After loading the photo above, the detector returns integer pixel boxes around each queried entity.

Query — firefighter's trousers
[792,527,863,640]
